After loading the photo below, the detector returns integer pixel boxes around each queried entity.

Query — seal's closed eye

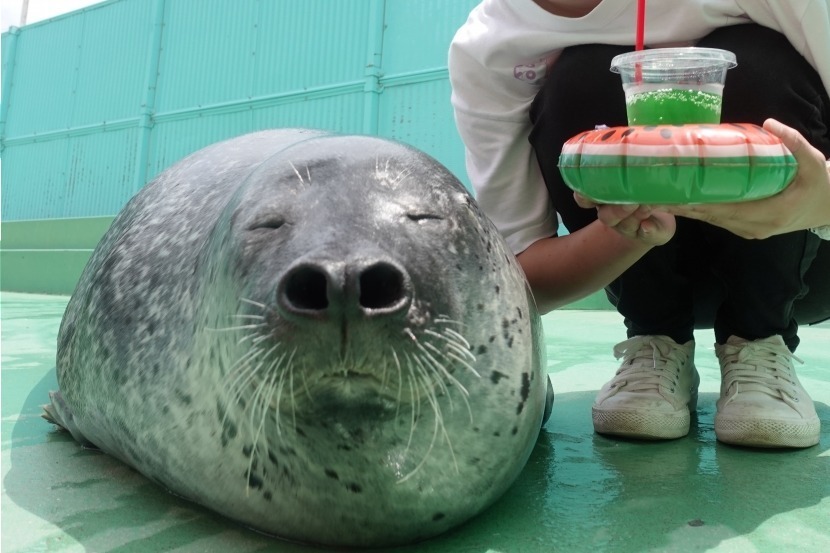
[247,217,285,231]
[406,213,443,223]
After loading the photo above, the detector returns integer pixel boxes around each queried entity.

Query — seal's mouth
[313,366,401,400]
[323,370,381,381]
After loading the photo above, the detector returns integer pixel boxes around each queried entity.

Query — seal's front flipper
[542,375,554,426]
[43,390,96,448]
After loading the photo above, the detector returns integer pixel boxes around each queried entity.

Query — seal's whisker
[236,332,258,346]
[251,334,271,345]
[424,328,478,366]
[444,341,478,367]
[237,344,278,418]
[246,345,280,426]
[239,297,267,310]
[228,343,264,369]
[246,362,280,497]
[421,342,473,402]
[404,328,452,396]
[393,168,412,186]
[220,347,264,440]
[438,330,480,378]
[223,346,265,389]
[270,348,296,439]
[415,343,457,400]
[439,329,477,364]
[408,354,446,435]
[288,161,306,187]
[434,317,466,327]
[273,357,289,438]
[232,314,266,321]
[391,348,404,419]
[403,327,418,344]
[244,348,280,449]
[411,349,451,409]
[379,355,390,393]
[297,354,314,402]
[223,358,263,415]
[288,353,297,433]
[401,354,420,453]
[445,352,481,379]
[419,342,475,424]
[422,370,459,476]
[442,328,473,351]
[207,323,267,333]
[397,370,458,484]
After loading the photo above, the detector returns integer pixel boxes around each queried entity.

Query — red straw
[636,0,646,51]
[635,0,645,82]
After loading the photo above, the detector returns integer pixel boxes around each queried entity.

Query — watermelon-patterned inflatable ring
[558,123,797,204]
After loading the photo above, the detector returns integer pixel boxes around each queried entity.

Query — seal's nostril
[359,262,407,310]
[284,266,329,311]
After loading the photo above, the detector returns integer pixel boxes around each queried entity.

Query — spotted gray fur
[45,129,550,547]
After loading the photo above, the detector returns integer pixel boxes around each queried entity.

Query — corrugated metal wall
[0,0,478,221]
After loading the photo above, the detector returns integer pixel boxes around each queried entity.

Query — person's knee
[698,24,827,127]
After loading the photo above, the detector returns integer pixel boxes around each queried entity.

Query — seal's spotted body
[46,130,550,547]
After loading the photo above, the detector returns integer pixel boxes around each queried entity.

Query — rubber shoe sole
[593,388,697,440]
[715,415,820,448]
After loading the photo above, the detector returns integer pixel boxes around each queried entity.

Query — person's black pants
[529,24,830,351]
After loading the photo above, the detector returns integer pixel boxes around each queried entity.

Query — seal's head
[192,135,547,546]
[50,131,548,548]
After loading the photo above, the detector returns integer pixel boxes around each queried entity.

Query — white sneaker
[593,335,699,440]
[715,335,820,448]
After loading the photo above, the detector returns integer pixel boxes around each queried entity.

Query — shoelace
[720,340,804,407]
[609,336,686,394]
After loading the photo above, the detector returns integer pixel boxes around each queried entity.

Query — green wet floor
[2,292,828,553]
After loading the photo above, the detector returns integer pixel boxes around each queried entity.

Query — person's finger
[573,192,598,208]
[660,202,736,225]
[595,204,639,227]
[763,118,808,157]
[764,118,825,180]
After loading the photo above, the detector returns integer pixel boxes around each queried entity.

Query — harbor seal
[44,129,552,547]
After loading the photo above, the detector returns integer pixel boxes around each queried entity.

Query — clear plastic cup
[610,48,737,125]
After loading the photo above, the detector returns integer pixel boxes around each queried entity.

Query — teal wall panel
[154,0,261,113]
[1,0,482,222]
[145,114,261,182]
[378,78,467,183]
[382,0,475,74]
[250,93,367,136]
[2,139,70,218]
[62,130,141,215]
[146,92,368,183]
[70,0,151,127]
[3,128,139,218]
[250,0,374,98]
[3,14,85,137]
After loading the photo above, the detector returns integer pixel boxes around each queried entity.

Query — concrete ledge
[1,217,112,295]
[1,217,114,249]
[0,249,93,295]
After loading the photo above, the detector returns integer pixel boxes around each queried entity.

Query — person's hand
[574,194,676,246]
[657,118,830,239]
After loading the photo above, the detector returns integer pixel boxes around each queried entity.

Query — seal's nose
[277,259,411,320]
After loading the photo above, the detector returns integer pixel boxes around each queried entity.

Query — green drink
[626,87,722,125]
[610,48,736,125]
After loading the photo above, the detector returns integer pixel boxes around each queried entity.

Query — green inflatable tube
[558,123,797,204]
